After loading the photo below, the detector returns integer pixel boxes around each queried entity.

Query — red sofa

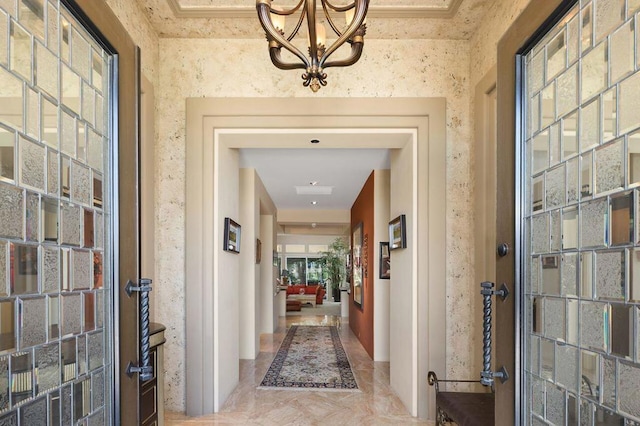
[285,285,325,305]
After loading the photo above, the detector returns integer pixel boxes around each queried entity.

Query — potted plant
[318,237,349,302]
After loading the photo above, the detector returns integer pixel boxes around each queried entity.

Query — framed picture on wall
[352,222,363,307]
[379,242,390,279]
[223,218,241,253]
[389,214,407,250]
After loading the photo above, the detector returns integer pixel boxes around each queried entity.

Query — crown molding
[166,0,464,19]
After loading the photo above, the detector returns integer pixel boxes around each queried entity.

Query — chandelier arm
[321,0,343,37]
[257,2,311,69]
[323,40,363,68]
[269,47,308,71]
[306,0,319,68]
[322,0,356,13]
[318,0,368,68]
[287,6,306,43]
[270,0,305,16]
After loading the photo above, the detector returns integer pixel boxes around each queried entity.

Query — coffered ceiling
[137,0,491,39]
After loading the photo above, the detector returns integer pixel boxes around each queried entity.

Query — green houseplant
[318,237,349,302]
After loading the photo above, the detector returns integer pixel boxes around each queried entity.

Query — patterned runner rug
[258,325,359,391]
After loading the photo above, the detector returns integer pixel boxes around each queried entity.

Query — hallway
[166,316,429,425]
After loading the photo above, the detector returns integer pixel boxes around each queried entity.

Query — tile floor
[166,315,432,425]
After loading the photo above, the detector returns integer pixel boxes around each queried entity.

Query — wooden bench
[428,371,494,426]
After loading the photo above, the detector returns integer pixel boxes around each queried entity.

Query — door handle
[125,278,154,381]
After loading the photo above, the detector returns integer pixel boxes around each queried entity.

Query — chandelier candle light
[256,0,369,92]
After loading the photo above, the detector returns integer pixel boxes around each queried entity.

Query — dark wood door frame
[65,1,140,424]
[495,1,575,424]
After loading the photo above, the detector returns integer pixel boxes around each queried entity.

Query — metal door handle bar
[126,278,154,381]
[480,281,509,387]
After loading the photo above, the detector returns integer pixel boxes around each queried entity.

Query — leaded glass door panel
[522,0,640,423]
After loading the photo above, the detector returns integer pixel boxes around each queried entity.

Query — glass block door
[523,0,640,424]
[0,0,113,424]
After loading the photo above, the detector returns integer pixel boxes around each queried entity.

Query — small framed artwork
[379,242,390,279]
[389,214,407,250]
[256,239,262,264]
[223,218,241,253]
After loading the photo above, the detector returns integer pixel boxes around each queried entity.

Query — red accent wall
[350,172,375,358]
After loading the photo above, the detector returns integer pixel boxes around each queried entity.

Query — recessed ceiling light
[310,181,318,186]
[311,201,318,205]
[310,139,320,144]
[311,223,317,228]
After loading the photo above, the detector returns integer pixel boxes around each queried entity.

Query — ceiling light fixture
[310,181,318,186]
[311,201,318,205]
[256,0,369,92]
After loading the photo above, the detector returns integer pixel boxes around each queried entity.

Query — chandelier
[256,0,369,92]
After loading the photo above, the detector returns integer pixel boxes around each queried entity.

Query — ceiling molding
[166,0,464,19]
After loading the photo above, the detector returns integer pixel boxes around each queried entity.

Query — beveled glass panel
[581,42,607,102]
[580,398,595,423]
[71,160,89,205]
[73,376,90,421]
[581,151,593,199]
[532,296,544,335]
[87,127,101,172]
[567,157,579,203]
[61,64,79,115]
[581,251,594,299]
[72,249,90,290]
[19,0,44,41]
[546,165,565,209]
[594,0,624,42]
[61,293,80,336]
[0,125,15,182]
[35,342,59,393]
[61,155,69,197]
[10,19,31,81]
[629,130,640,186]
[581,350,599,399]
[544,297,566,340]
[581,301,607,352]
[83,292,94,332]
[595,139,624,195]
[542,255,561,295]
[610,192,633,245]
[94,213,103,251]
[619,71,640,134]
[18,296,46,348]
[61,247,69,291]
[77,122,86,163]
[595,250,625,300]
[529,50,545,97]
[550,210,561,251]
[94,93,103,135]
[10,351,33,404]
[557,64,578,118]
[60,338,75,383]
[88,330,102,371]
[46,149,58,195]
[0,240,6,297]
[567,13,580,63]
[550,123,561,166]
[91,49,103,93]
[10,243,38,295]
[0,10,7,67]
[84,208,93,247]
[26,86,38,139]
[21,394,47,421]
[530,94,540,139]
[601,356,616,408]
[619,361,640,419]
[610,19,634,84]
[0,183,23,239]
[582,3,593,52]
[42,197,57,243]
[562,253,578,296]
[0,63,24,132]
[71,27,90,81]
[35,40,57,98]
[95,290,103,328]
[547,30,566,81]
[580,197,607,247]
[610,304,632,358]
[533,130,549,174]
[60,201,80,246]
[580,98,599,152]
[541,338,555,380]
[630,248,640,302]
[0,300,15,352]
[563,111,579,159]
[77,334,86,375]
[81,81,94,127]
[529,335,540,374]
[41,95,57,148]
[60,109,75,157]
[48,295,58,339]
[546,384,566,425]
[92,369,104,411]
[567,393,578,425]
[531,375,545,417]
[567,299,579,345]
[25,191,38,242]
[19,135,45,191]
[601,88,616,143]
[532,214,550,254]
[49,390,60,425]
[541,83,556,128]
[61,384,71,424]
[59,14,69,63]
[46,1,57,54]
[92,172,102,209]
[0,355,8,411]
